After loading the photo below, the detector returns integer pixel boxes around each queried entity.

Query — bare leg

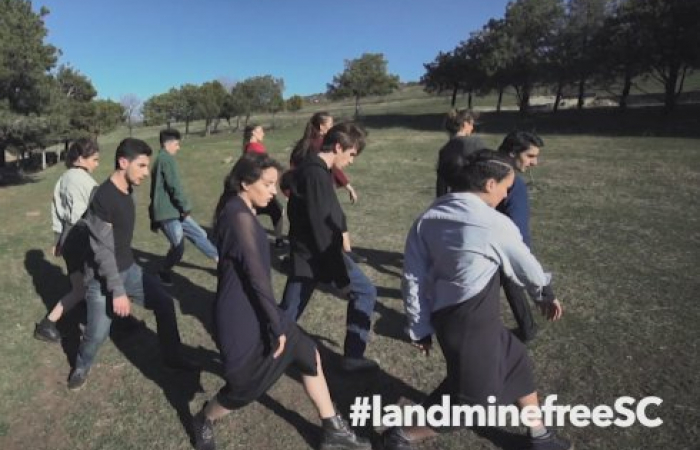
[302,350,336,419]
[342,232,352,253]
[203,398,232,422]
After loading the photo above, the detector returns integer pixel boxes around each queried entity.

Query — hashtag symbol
[349,396,371,427]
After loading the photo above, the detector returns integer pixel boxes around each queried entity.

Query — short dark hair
[320,122,367,155]
[437,148,513,193]
[498,131,544,156]
[159,129,181,147]
[65,138,99,168]
[114,138,153,169]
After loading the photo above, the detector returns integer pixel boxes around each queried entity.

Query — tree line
[0,1,125,168]
[421,0,700,113]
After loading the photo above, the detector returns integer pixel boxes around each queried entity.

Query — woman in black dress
[191,153,369,450]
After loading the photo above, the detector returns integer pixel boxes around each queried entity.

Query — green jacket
[149,149,192,224]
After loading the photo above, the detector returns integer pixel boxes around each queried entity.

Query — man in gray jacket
[68,138,198,390]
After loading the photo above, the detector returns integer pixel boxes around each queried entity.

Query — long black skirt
[423,272,535,408]
[216,323,318,410]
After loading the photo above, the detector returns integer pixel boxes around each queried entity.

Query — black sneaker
[158,270,174,286]
[34,317,61,343]
[164,356,201,372]
[192,410,216,450]
[341,356,379,372]
[320,414,371,450]
[67,367,90,391]
[346,251,367,264]
[382,427,414,450]
[528,430,574,450]
[274,238,287,249]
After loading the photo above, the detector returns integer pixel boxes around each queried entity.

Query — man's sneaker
[158,270,174,286]
[382,427,414,450]
[341,356,379,372]
[34,317,61,343]
[164,355,201,372]
[320,414,371,450]
[192,409,216,450]
[528,430,574,450]
[274,238,287,249]
[67,367,90,391]
[346,251,367,264]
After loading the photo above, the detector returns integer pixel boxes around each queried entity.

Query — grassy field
[0,98,699,450]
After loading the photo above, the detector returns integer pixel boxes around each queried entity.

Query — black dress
[213,196,317,409]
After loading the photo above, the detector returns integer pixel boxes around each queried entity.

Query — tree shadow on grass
[108,321,224,445]
[359,104,700,138]
[24,249,87,366]
[132,247,217,339]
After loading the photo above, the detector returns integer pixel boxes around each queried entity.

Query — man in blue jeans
[280,122,378,372]
[149,129,218,286]
[69,138,198,390]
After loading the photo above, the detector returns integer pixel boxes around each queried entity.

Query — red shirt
[245,142,267,154]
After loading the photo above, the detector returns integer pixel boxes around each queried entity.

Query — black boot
[34,317,61,343]
[192,409,216,450]
[320,414,371,450]
[382,427,414,450]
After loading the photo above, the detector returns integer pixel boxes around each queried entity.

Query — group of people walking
[34,108,573,450]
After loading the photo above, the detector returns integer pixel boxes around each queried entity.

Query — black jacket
[286,153,349,287]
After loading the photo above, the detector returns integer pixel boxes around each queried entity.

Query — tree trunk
[518,84,531,114]
[235,116,240,131]
[271,112,276,130]
[496,87,504,113]
[0,142,6,168]
[354,95,360,119]
[204,119,211,136]
[619,72,632,111]
[553,82,564,113]
[185,119,190,136]
[577,76,586,110]
[664,64,680,112]
[451,87,458,107]
[467,91,473,109]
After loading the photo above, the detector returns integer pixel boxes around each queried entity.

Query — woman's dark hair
[65,138,99,168]
[444,108,479,136]
[290,111,332,166]
[498,131,544,156]
[242,124,262,152]
[114,138,152,169]
[213,152,284,232]
[437,148,513,193]
[320,122,367,154]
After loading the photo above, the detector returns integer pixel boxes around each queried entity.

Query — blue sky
[36,0,511,102]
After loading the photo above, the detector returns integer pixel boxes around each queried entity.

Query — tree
[175,85,200,136]
[197,80,227,135]
[622,0,700,111]
[327,53,399,117]
[120,94,141,137]
[233,75,285,125]
[502,0,566,112]
[286,95,304,112]
[472,19,514,113]
[220,89,245,130]
[0,0,59,167]
[90,100,124,136]
[55,65,98,145]
[268,91,284,129]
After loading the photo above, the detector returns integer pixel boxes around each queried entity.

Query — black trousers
[502,275,538,342]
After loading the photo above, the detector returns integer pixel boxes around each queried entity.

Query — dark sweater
[286,153,349,287]
[497,174,531,248]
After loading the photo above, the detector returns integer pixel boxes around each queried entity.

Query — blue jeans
[280,254,376,358]
[160,216,218,271]
[75,264,182,371]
